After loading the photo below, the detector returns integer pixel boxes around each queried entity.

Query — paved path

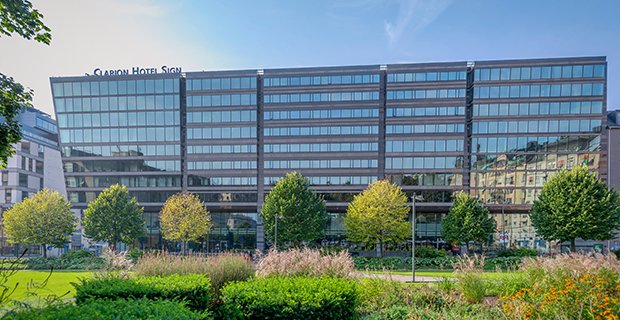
[355,272,444,283]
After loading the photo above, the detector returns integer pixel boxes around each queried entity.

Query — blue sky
[1,0,618,116]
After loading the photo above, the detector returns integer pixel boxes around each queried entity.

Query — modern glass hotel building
[49,56,609,252]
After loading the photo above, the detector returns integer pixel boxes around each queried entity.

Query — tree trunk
[183,241,187,255]
[43,244,47,258]
[379,239,384,258]
[571,239,576,253]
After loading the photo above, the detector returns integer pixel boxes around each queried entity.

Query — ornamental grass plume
[452,254,487,304]
[256,247,355,278]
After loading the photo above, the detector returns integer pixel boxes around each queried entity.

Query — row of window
[264,159,378,169]
[60,127,181,144]
[64,160,181,173]
[386,139,464,153]
[187,94,257,107]
[473,83,604,99]
[264,142,378,153]
[66,175,182,188]
[191,192,258,203]
[265,175,378,186]
[19,156,44,174]
[69,191,182,204]
[472,119,602,134]
[469,188,541,205]
[386,156,464,170]
[188,161,257,170]
[387,106,465,118]
[188,144,257,154]
[264,91,380,104]
[386,89,466,100]
[470,169,597,188]
[386,173,463,186]
[472,135,600,154]
[264,125,378,137]
[387,71,467,83]
[471,153,599,171]
[264,108,379,120]
[187,127,257,140]
[187,77,257,91]
[62,144,182,158]
[187,176,257,186]
[55,95,180,113]
[187,110,257,123]
[52,79,180,98]
[57,111,181,128]
[473,101,604,117]
[387,124,465,134]
[264,74,380,87]
[473,64,605,82]
[36,118,57,133]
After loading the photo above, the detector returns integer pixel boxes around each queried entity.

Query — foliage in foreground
[133,251,253,294]
[72,274,211,311]
[2,298,209,320]
[221,276,359,320]
[531,164,620,252]
[256,247,354,278]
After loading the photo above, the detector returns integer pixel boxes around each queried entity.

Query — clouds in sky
[384,0,452,45]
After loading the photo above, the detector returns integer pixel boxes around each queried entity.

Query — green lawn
[2,270,93,302]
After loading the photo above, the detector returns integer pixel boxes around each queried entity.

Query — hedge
[2,298,210,320]
[221,276,359,320]
[352,256,523,270]
[72,274,211,311]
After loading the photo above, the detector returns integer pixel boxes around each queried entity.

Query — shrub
[497,247,538,258]
[72,274,211,311]
[133,251,253,296]
[21,256,105,270]
[2,298,209,320]
[415,247,447,258]
[61,250,96,259]
[221,276,359,319]
[257,248,354,278]
[452,255,487,304]
[612,249,620,260]
[356,276,406,313]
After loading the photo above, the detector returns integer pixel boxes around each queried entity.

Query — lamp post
[412,194,423,283]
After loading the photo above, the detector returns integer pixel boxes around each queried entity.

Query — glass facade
[50,57,608,253]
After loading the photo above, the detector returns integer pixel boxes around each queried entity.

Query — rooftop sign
[88,65,182,76]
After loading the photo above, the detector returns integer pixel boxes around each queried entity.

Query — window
[21,156,26,170]
[5,189,11,202]
[21,141,30,154]
[35,161,43,174]
[19,173,28,187]
[38,145,44,157]
[1,171,7,185]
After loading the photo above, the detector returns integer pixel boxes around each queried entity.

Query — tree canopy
[83,184,145,251]
[0,0,52,168]
[159,192,212,255]
[261,172,328,247]
[344,180,410,257]
[441,192,496,252]
[531,164,620,252]
[2,188,76,257]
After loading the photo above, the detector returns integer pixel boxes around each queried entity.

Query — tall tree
[3,188,76,257]
[531,164,620,252]
[261,172,328,247]
[1,0,51,168]
[344,180,410,257]
[159,192,212,255]
[441,192,496,254]
[83,184,145,252]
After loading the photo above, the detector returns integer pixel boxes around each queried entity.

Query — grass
[3,270,93,302]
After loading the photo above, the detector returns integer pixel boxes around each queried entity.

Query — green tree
[83,184,145,251]
[441,192,496,254]
[344,180,410,257]
[1,0,51,168]
[531,164,620,252]
[2,188,76,257]
[159,192,212,255]
[261,172,328,247]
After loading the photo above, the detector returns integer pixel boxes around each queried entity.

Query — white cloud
[384,0,452,44]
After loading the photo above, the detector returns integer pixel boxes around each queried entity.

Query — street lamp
[411,194,424,283]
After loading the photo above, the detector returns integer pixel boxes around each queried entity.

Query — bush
[61,250,96,259]
[356,277,406,313]
[452,255,487,304]
[2,298,209,320]
[496,247,538,258]
[72,274,211,311]
[612,249,620,260]
[133,252,253,296]
[352,255,523,270]
[22,256,105,270]
[415,247,447,258]
[257,248,354,278]
[221,276,359,319]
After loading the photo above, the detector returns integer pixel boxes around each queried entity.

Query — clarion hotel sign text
[91,65,182,76]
